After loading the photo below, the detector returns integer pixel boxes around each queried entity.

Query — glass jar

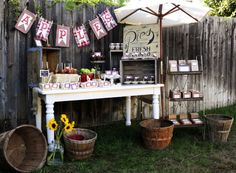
[124,75,133,84]
[115,43,120,50]
[95,67,101,79]
[109,43,115,50]
[47,140,64,166]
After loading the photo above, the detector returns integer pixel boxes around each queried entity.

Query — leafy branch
[48,0,127,11]
[9,0,21,17]
[204,0,236,17]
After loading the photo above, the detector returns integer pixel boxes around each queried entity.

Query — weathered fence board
[163,17,236,115]
[0,0,7,131]
[0,1,236,130]
[199,17,236,110]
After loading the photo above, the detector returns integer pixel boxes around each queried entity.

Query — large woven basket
[140,119,174,150]
[63,128,97,160]
[0,125,47,173]
[205,114,234,142]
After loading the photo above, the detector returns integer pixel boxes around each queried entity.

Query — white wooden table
[33,84,164,144]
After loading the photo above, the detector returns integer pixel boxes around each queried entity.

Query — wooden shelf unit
[109,49,123,70]
[174,122,204,128]
[169,97,203,102]
[27,47,61,87]
[165,56,204,128]
[168,71,203,75]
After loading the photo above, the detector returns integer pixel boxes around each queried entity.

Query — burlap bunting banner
[56,25,70,47]
[15,9,36,34]
[99,8,117,31]
[89,17,107,40]
[15,8,118,47]
[35,17,53,41]
[73,25,90,48]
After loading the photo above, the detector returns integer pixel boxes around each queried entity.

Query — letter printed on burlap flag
[89,17,107,40]
[35,17,53,41]
[15,9,36,34]
[56,25,70,47]
[73,25,90,48]
[99,8,117,31]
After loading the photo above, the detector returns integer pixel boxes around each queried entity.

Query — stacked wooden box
[120,59,159,85]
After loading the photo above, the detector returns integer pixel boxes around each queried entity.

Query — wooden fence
[0,1,236,131]
[163,17,236,115]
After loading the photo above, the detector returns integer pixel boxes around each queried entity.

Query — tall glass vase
[47,140,64,166]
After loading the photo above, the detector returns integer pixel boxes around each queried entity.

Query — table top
[35,84,164,96]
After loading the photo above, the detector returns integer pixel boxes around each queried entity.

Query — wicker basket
[206,114,234,142]
[0,125,47,173]
[140,119,174,150]
[52,74,80,83]
[63,128,97,160]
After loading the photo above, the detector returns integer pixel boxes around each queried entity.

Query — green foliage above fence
[50,0,127,10]
[204,0,236,17]
[9,0,21,16]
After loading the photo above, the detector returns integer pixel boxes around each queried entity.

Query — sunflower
[60,114,69,124]
[71,121,75,128]
[64,122,73,133]
[48,118,58,131]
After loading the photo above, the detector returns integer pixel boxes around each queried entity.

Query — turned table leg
[153,93,159,119]
[126,96,131,126]
[45,101,55,144]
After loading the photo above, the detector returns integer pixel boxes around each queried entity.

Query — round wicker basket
[0,125,47,173]
[63,128,97,160]
[206,114,234,142]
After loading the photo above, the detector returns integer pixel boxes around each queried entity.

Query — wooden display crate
[120,59,159,84]
[27,47,61,87]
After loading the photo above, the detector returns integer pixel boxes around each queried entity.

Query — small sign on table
[40,70,49,77]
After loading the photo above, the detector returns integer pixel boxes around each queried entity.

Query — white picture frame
[179,65,190,72]
[187,60,199,71]
[169,60,178,72]
[35,39,42,47]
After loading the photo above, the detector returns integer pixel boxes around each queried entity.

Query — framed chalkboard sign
[40,70,49,77]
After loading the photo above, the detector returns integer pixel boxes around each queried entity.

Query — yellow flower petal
[61,114,69,124]
[71,121,75,128]
[64,123,73,133]
[48,118,58,131]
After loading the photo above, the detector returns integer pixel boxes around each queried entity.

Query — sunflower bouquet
[47,114,75,166]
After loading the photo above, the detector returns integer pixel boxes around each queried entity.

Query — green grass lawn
[4,105,236,173]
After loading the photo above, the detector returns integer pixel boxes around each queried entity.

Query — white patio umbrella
[114,0,211,58]
[114,0,210,27]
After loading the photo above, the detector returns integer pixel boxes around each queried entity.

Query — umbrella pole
[160,17,165,119]
[159,5,165,119]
